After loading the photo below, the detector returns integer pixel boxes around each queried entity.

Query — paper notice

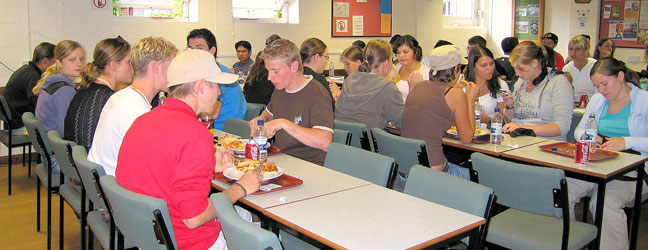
[357,0,368,2]
[604,5,611,19]
[333,2,349,18]
[610,20,624,39]
[381,14,391,34]
[641,1,648,21]
[623,21,638,39]
[336,19,348,33]
[353,15,363,36]
[625,1,640,20]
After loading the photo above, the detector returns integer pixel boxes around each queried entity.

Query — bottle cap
[494,107,500,112]
[257,119,264,125]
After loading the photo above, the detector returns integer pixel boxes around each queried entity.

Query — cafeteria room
[1,0,648,249]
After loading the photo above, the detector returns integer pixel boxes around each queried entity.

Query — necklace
[130,86,150,107]
[95,77,113,90]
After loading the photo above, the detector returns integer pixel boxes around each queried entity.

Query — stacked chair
[0,95,32,195]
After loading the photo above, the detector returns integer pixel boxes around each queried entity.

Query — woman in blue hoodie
[33,40,85,173]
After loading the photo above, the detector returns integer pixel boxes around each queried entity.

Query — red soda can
[245,138,259,160]
[575,140,589,165]
[579,94,588,108]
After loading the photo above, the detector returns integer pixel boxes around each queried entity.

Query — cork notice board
[599,0,646,48]
[331,0,392,37]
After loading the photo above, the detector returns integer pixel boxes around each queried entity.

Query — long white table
[264,184,485,250]
[442,134,547,156]
[502,140,648,250]
[212,153,371,210]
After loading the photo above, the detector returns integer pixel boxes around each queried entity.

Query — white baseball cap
[422,45,468,76]
[167,49,238,88]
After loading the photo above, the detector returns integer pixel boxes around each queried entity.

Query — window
[443,0,481,27]
[232,0,299,24]
[112,0,197,22]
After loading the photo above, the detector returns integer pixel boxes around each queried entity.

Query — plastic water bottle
[329,61,335,78]
[584,113,597,152]
[490,107,503,145]
[474,100,483,129]
[158,92,166,106]
[254,120,268,162]
[237,67,245,85]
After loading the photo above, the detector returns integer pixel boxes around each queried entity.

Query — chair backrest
[245,103,266,121]
[101,175,177,250]
[209,193,282,250]
[332,129,352,146]
[371,127,429,176]
[404,165,495,248]
[224,118,251,138]
[0,96,13,128]
[471,153,567,218]
[48,130,80,182]
[72,145,108,209]
[334,120,373,151]
[324,143,396,188]
[566,112,584,143]
[22,112,52,157]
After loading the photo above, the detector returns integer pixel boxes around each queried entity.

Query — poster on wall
[331,0,391,37]
[512,0,544,40]
[600,0,648,47]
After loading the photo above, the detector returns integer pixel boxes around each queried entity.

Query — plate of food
[223,159,284,181]
[217,136,271,158]
[445,126,490,137]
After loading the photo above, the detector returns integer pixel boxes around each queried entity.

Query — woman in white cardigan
[568,57,648,250]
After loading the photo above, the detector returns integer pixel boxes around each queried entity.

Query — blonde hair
[358,39,391,72]
[130,36,178,78]
[33,40,84,95]
[509,41,550,86]
[79,36,131,89]
[261,39,303,72]
[569,35,591,58]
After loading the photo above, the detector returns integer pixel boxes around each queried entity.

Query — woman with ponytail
[335,39,403,130]
[502,41,574,141]
[34,40,85,173]
[568,57,648,250]
[64,36,131,150]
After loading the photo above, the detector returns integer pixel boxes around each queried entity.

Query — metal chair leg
[28,147,32,177]
[8,147,12,195]
[37,178,41,232]
[60,189,64,250]
[22,145,26,166]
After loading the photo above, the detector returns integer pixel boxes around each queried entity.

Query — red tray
[538,142,620,161]
[213,172,303,195]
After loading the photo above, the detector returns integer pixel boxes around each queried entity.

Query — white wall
[0,0,417,85]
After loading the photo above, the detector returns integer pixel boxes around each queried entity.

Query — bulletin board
[331,0,392,37]
[599,0,647,48]
[511,0,544,41]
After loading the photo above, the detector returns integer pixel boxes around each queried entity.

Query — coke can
[245,138,259,160]
[575,140,589,165]
[579,94,588,108]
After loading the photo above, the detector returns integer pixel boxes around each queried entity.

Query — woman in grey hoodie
[33,40,85,173]
[335,39,404,129]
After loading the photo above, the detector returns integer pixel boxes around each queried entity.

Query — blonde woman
[563,35,597,100]
[64,36,131,150]
[33,40,85,173]
[502,41,574,141]
[335,40,403,130]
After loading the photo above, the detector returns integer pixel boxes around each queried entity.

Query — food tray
[213,172,303,195]
[443,133,491,144]
[538,142,619,161]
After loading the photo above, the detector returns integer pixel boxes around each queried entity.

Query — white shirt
[88,87,152,176]
[394,63,431,101]
[478,79,509,117]
[563,58,597,100]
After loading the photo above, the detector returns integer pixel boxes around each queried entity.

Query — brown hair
[79,36,131,89]
[430,65,459,83]
[130,36,178,78]
[168,80,218,99]
[341,45,363,63]
[300,38,327,64]
[357,40,391,72]
[590,57,639,86]
[246,51,266,86]
[262,39,303,72]
[33,40,85,95]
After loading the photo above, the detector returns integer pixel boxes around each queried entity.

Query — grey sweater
[335,72,404,129]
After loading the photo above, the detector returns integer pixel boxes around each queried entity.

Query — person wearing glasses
[300,37,335,111]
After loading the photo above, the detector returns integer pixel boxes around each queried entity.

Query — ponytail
[357,60,371,72]
[590,57,639,86]
[360,39,391,74]
[79,62,103,89]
